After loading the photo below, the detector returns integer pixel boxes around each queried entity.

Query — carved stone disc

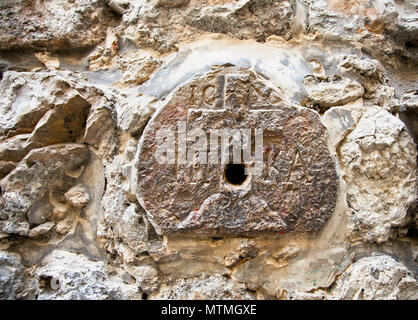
[135,66,338,236]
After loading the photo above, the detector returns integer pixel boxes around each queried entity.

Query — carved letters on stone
[135,66,338,236]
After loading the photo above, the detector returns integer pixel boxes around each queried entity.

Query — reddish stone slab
[135,66,338,236]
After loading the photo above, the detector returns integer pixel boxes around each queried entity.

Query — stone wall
[0,0,417,300]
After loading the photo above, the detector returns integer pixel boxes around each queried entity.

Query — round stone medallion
[135,66,338,236]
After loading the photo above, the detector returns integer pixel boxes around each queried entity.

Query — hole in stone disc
[224,163,247,185]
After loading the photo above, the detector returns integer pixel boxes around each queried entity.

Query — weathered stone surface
[136,66,338,236]
[0,161,17,180]
[34,249,140,300]
[224,239,258,268]
[156,0,190,8]
[0,251,32,300]
[137,40,311,103]
[124,264,160,294]
[0,134,31,178]
[338,55,396,110]
[28,222,55,238]
[398,90,418,145]
[0,0,417,301]
[399,90,418,113]
[306,0,418,64]
[328,255,418,300]
[98,153,164,264]
[0,71,90,141]
[150,273,255,300]
[84,107,115,146]
[338,107,417,243]
[322,100,362,147]
[0,0,116,51]
[120,0,296,52]
[303,74,364,110]
[35,52,60,70]
[25,96,90,148]
[118,53,162,86]
[117,94,156,136]
[289,290,325,300]
[0,144,90,235]
[0,134,31,162]
[65,185,90,208]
